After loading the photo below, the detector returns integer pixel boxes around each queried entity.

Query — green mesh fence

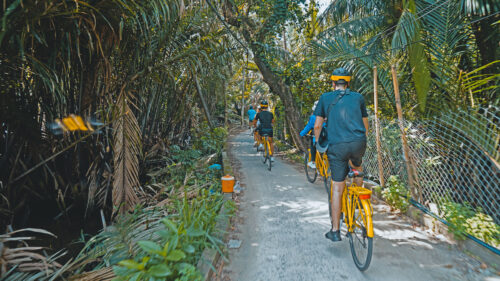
[363,106,500,248]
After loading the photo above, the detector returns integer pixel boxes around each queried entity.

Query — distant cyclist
[314,67,369,242]
[300,101,319,169]
[253,100,275,162]
[253,105,261,147]
[247,106,256,129]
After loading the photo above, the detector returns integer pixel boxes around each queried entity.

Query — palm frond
[319,0,384,24]
[0,228,63,280]
[318,15,385,39]
[458,0,500,16]
[112,90,141,215]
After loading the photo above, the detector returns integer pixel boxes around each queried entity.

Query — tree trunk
[251,54,305,150]
[223,82,228,127]
[222,3,305,150]
[194,74,214,128]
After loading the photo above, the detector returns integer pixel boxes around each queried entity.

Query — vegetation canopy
[0,0,498,278]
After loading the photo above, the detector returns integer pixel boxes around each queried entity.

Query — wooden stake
[391,65,417,200]
[373,67,385,187]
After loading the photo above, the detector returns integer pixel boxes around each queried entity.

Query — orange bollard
[221,175,235,193]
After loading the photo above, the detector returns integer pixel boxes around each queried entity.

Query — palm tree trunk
[251,51,305,150]
[194,74,214,128]
[222,2,305,150]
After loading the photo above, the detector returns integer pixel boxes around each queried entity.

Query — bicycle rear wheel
[348,200,373,271]
[304,152,317,183]
[267,149,272,171]
[262,141,268,164]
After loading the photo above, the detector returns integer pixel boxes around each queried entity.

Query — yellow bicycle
[328,170,373,271]
[304,136,330,187]
[260,135,272,171]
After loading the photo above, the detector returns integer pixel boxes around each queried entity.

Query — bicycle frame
[341,184,374,238]
[261,136,272,156]
[256,132,262,145]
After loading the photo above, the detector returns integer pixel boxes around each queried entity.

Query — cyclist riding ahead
[247,105,256,129]
[300,101,319,169]
[253,105,261,147]
[253,100,275,162]
[313,68,369,242]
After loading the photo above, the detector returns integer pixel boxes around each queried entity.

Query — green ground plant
[192,123,228,155]
[112,191,226,280]
[464,213,500,248]
[380,175,410,213]
[275,140,302,164]
[440,198,475,240]
[440,197,500,246]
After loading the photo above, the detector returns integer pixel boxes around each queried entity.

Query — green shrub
[192,122,227,155]
[441,198,500,245]
[381,175,410,213]
[112,191,225,280]
[464,212,500,248]
[440,198,475,240]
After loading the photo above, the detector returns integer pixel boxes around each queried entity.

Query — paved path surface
[221,131,498,281]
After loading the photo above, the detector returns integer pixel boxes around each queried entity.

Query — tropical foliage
[313,0,499,115]
[0,0,235,225]
[0,0,238,278]
[0,0,498,277]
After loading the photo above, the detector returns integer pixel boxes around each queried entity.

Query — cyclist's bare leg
[349,160,364,187]
[269,137,274,155]
[331,180,346,231]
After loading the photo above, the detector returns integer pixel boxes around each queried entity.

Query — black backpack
[318,89,349,147]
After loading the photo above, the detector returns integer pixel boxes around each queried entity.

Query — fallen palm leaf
[0,228,63,279]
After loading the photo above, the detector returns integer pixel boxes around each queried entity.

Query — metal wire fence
[363,106,500,230]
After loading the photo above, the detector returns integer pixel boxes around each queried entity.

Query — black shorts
[327,140,366,182]
[260,128,273,138]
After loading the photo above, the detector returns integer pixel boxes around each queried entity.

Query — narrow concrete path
[222,131,496,281]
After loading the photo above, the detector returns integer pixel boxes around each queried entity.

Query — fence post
[373,67,385,187]
[391,65,418,200]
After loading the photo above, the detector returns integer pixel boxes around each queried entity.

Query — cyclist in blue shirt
[314,68,369,242]
[300,101,319,169]
[247,106,257,128]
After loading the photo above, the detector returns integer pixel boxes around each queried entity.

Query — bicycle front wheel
[348,200,373,271]
[304,152,317,183]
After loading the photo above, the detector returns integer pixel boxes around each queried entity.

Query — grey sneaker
[307,161,316,169]
[271,157,275,162]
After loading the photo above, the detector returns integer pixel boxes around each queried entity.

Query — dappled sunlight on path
[221,131,496,281]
